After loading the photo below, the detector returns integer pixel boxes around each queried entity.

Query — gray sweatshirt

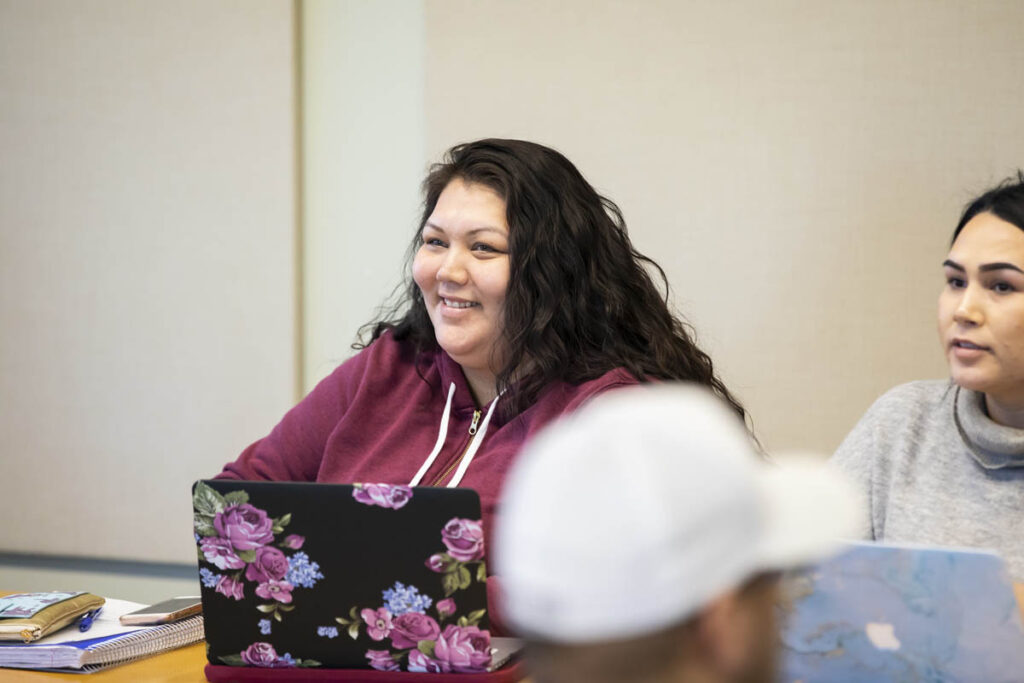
[831,380,1024,580]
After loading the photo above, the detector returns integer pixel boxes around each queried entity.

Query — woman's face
[938,211,1024,407]
[413,178,511,390]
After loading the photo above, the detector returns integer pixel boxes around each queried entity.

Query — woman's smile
[412,178,511,398]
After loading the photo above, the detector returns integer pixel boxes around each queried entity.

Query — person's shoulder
[572,367,641,400]
[837,379,953,453]
[585,366,640,390]
[868,379,952,417]
[526,368,639,418]
[313,330,424,389]
[352,329,429,365]
[832,381,946,473]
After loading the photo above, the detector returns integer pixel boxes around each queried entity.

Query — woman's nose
[436,249,468,284]
[953,285,984,326]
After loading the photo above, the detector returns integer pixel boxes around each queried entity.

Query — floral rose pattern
[193,482,323,626]
[366,649,401,672]
[242,642,289,667]
[441,517,485,562]
[214,504,274,551]
[245,546,290,583]
[435,624,492,673]
[360,607,393,641]
[352,483,413,510]
[200,536,245,570]
[196,483,489,671]
[436,597,456,618]
[427,516,490,599]
[218,641,319,668]
[331,517,492,671]
[408,648,446,673]
[282,534,305,549]
[214,574,245,601]
[390,611,442,649]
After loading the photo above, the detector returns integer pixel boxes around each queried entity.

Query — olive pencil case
[0,591,106,642]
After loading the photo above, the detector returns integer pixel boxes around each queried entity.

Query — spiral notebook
[0,597,204,673]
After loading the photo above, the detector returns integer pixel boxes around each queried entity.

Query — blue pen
[78,607,102,632]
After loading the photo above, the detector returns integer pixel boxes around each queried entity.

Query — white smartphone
[119,596,202,626]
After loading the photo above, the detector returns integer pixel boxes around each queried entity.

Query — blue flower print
[317,626,339,639]
[286,552,324,589]
[382,582,432,615]
[199,567,221,588]
[258,619,272,635]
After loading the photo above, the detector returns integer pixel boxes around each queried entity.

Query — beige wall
[3,0,1024,570]
[423,0,1024,453]
[302,0,426,387]
[0,0,297,564]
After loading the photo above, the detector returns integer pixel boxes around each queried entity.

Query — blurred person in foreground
[495,384,860,683]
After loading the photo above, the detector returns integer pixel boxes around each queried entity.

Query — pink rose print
[434,624,492,673]
[365,649,400,672]
[241,642,278,667]
[389,612,441,649]
[408,650,445,673]
[441,518,485,562]
[240,642,294,668]
[426,553,454,573]
[353,484,413,510]
[436,598,456,618]
[360,607,393,641]
[282,534,305,549]
[200,536,245,570]
[214,574,245,600]
[245,546,289,583]
[255,579,294,603]
[214,503,274,551]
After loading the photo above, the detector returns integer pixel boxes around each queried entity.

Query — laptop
[777,541,1024,682]
[193,480,522,675]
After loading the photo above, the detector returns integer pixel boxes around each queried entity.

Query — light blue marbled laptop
[778,541,1024,683]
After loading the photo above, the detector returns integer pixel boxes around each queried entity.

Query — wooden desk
[2,586,1022,681]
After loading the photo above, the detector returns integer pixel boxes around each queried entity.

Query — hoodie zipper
[428,409,482,486]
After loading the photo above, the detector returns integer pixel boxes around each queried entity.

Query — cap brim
[753,454,864,570]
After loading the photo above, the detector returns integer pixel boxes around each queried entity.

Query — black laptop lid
[193,480,490,672]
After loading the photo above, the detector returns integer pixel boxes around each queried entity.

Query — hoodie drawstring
[408,382,455,486]
[408,381,500,488]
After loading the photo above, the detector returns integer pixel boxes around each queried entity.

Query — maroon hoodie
[217,331,637,625]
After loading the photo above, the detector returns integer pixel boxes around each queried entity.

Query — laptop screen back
[778,541,1024,682]
[194,480,491,672]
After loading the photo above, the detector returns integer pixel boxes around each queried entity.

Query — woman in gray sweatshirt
[832,172,1024,581]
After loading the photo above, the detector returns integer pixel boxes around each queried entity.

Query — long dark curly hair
[359,138,746,422]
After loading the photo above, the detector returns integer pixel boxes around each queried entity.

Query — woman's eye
[423,237,446,248]
[946,277,966,289]
[473,243,500,253]
[992,281,1016,294]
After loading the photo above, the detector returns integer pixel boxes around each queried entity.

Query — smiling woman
[832,171,1024,580]
[412,179,511,404]
[215,138,746,631]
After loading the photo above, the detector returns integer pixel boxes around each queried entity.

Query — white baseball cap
[495,383,862,643]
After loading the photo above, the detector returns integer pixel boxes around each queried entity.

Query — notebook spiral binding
[81,614,205,670]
